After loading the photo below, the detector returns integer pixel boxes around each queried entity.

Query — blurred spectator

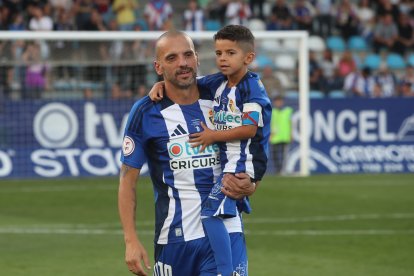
[8,13,25,31]
[267,0,293,30]
[225,0,251,26]
[375,0,400,22]
[205,0,229,25]
[394,12,414,56]
[374,63,398,97]
[72,0,95,30]
[399,0,414,16]
[0,42,13,100]
[249,0,265,20]
[112,0,138,31]
[356,0,375,41]
[308,51,324,91]
[28,5,53,31]
[292,0,314,32]
[183,0,204,31]
[314,0,334,38]
[399,65,414,97]
[319,49,344,94]
[82,8,106,30]
[335,0,359,41]
[337,50,357,78]
[21,42,49,99]
[144,0,173,31]
[261,65,284,98]
[343,66,379,97]
[372,13,398,54]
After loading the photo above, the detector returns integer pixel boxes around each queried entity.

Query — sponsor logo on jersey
[167,135,220,170]
[171,124,187,137]
[122,136,135,156]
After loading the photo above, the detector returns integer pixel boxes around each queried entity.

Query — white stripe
[157,185,176,243]
[161,105,205,242]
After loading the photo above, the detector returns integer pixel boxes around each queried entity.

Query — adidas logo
[214,96,220,104]
[171,124,187,137]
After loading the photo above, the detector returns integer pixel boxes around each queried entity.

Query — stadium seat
[281,39,300,51]
[248,18,266,31]
[363,53,381,70]
[328,90,347,98]
[204,20,221,31]
[326,36,346,52]
[386,53,406,70]
[260,39,281,53]
[275,55,296,70]
[253,54,274,69]
[274,71,291,88]
[309,90,325,99]
[408,53,414,67]
[285,90,299,99]
[347,36,368,52]
[308,35,326,52]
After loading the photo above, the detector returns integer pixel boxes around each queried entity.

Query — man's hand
[221,173,256,200]
[189,122,216,152]
[125,240,151,276]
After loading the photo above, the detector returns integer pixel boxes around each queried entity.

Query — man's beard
[166,67,196,89]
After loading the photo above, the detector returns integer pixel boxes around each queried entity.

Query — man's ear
[154,60,163,76]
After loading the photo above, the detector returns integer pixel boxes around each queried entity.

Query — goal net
[0,31,309,178]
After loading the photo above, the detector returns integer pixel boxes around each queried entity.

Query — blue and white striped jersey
[121,91,243,245]
[198,71,272,181]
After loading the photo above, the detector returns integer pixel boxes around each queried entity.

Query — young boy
[150,25,271,276]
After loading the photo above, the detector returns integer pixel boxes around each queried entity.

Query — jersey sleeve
[242,74,271,128]
[120,99,150,169]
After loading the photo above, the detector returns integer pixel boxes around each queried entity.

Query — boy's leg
[202,175,238,276]
[202,217,233,276]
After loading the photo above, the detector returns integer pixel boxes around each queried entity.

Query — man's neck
[164,84,199,105]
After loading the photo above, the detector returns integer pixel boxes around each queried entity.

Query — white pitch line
[243,213,414,224]
[1,227,414,236]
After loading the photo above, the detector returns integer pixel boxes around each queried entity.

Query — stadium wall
[0,98,413,179]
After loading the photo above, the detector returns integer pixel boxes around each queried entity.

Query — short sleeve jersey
[121,91,242,245]
[197,71,272,181]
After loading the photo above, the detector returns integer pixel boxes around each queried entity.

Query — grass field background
[1,174,413,276]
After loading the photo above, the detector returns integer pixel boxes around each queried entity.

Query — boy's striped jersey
[197,71,272,181]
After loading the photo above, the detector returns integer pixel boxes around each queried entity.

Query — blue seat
[309,90,324,99]
[408,54,414,67]
[254,54,274,69]
[326,36,346,52]
[285,90,299,99]
[363,53,381,70]
[386,53,406,70]
[204,20,221,31]
[328,90,346,98]
[348,36,368,51]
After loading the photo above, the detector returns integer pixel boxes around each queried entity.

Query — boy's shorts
[201,174,251,218]
[154,233,248,276]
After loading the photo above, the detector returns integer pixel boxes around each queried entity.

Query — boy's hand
[148,81,165,102]
[189,122,215,152]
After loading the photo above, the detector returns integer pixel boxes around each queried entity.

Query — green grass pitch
[1,174,413,276]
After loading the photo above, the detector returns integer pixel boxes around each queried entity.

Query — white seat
[260,39,281,53]
[308,35,326,52]
[275,55,296,70]
[248,18,266,31]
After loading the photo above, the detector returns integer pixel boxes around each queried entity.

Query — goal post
[0,30,309,177]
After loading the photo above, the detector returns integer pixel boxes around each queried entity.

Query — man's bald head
[155,31,195,60]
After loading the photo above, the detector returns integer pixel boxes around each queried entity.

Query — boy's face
[214,39,254,79]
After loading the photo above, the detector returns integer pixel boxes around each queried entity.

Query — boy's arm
[189,122,257,153]
[148,81,165,101]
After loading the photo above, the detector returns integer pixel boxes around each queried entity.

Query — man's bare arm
[118,164,151,275]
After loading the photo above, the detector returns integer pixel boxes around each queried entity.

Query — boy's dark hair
[214,25,255,52]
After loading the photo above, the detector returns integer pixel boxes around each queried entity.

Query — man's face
[155,35,198,89]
